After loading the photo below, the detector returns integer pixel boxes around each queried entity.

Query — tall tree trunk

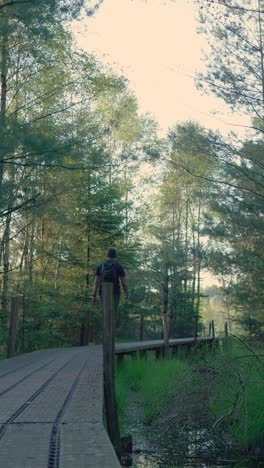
[29,220,35,285]
[222,277,232,333]
[0,232,5,267]
[258,0,264,107]
[161,260,169,356]
[83,225,91,345]
[169,206,176,338]
[82,167,92,346]
[183,199,189,316]
[194,201,201,339]
[191,209,196,322]
[7,296,19,358]
[125,164,129,250]
[1,212,11,334]
[19,225,29,272]
[5,48,22,355]
[54,238,62,290]
[173,206,182,336]
[0,13,8,198]
[139,313,144,341]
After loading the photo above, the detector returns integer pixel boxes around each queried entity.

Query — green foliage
[1,0,263,359]
[116,356,188,427]
[209,341,264,447]
[195,0,264,335]
[117,342,264,464]
[0,0,157,353]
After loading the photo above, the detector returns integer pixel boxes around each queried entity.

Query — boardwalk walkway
[115,336,215,355]
[0,337,216,467]
[0,346,120,468]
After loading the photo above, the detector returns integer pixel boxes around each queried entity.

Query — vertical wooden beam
[7,296,19,358]
[212,320,215,339]
[117,354,124,365]
[139,314,144,341]
[102,282,121,457]
[224,321,230,350]
[209,321,212,337]
[172,345,178,356]
[139,349,147,359]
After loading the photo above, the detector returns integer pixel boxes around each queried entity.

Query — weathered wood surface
[115,336,217,354]
[0,336,218,467]
[102,282,121,456]
[0,346,120,468]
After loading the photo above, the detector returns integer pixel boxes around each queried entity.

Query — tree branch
[0,193,41,218]
[167,159,264,200]
[0,0,32,9]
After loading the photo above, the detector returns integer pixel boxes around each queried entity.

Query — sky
[71,0,247,287]
[72,0,249,136]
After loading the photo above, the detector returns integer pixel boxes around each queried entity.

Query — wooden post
[102,282,121,457]
[172,345,178,356]
[212,320,215,339]
[209,321,212,337]
[7,296,19,358]
[224,321,230,350]
[139,314,144,341]
[117,354,124,365]
[139,349,147,359]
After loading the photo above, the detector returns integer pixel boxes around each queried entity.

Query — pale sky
[71,0,247,287]
[72,0,250,136]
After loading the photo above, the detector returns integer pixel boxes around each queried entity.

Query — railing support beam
[102,282,121,458]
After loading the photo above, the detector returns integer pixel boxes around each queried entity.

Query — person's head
[107,247,117,259]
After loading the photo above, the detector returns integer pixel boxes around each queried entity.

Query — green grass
[116,339,264,457]
[116,354,188,429]
[207,340,264,447]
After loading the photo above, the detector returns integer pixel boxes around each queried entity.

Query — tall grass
[116,340,264,462]
[208,339,264,448]
[116,354,188,430]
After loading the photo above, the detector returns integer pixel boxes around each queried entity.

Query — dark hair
[107,247,117,258]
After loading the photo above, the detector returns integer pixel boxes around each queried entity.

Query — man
[92,247,128,306]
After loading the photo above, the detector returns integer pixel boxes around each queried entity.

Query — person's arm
[92,275,101,304]
[121,276,128,301]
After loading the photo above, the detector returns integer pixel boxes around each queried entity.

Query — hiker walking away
[92,248,128,309]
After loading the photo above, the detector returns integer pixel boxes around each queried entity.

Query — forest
[0,1,264,466]
[0,0,263,357]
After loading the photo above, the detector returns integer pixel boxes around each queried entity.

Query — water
[125,391,211,468]
[123,391,240,468]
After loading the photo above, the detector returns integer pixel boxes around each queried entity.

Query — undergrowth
[116,339,264,465]
[116,353,187,430]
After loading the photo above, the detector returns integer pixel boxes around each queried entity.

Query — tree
[195,0,264,336]
[196,0,264,124]
[0,1,152,353]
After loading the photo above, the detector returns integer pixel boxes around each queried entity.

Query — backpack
[101,260,117,282]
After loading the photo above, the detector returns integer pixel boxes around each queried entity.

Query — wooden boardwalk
[115,336,216,355]
[0,336,217,467]
[0,346,120,468]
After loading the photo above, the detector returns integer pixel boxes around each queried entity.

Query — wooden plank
[115,337,217,354]
[0,347,120,468]
[102,282,121,459]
